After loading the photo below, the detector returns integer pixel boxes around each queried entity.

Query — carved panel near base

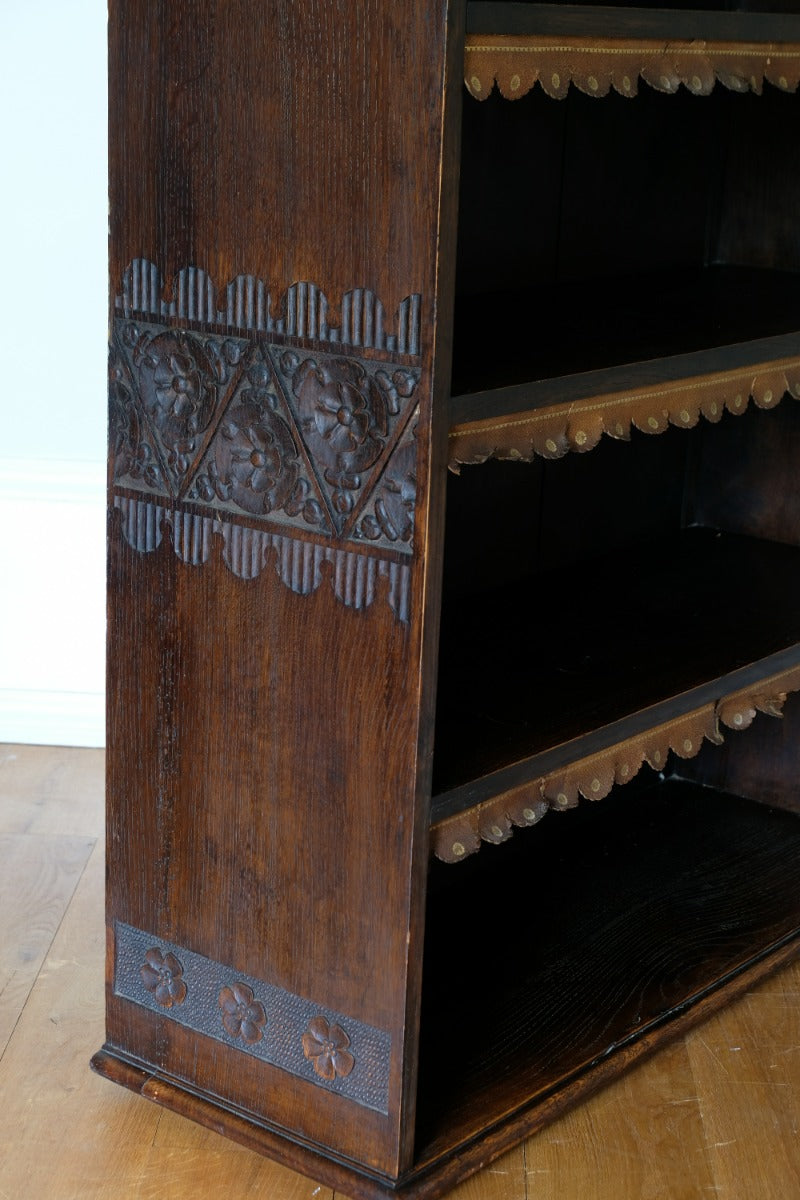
[114,922,392,1114]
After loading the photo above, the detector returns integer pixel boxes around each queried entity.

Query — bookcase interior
[417,718,800,1164]
[452,80,800,392]
[435,401,800,795]
[420,37,800,1164]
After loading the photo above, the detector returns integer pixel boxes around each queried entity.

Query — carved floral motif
[111,323,237,493]
[193,353,325,529]
[112,318,420,558]
[278,350,419,529]
[140,948,188,1007]
[218,982,267,1044]
[357,418,418,546]
[109,347,168,494]
[301,1016,355,1081]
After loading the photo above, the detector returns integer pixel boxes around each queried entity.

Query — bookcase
[94,4,800,1198]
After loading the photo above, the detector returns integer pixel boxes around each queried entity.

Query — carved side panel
[110,267,423,622]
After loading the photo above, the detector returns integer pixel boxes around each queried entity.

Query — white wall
[0,1,107,745]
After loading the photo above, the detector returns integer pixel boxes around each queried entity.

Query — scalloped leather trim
[465,36,800,101]
[432,662,800,863]
[449,357,800,470]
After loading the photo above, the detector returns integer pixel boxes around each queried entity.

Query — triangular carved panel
[186,343,332,537]
[109,341,170,499]
[114,320,244,499]
[352,408,419,555]
[269,346,420,538]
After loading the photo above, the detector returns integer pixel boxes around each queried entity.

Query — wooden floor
[1,744,799,1199]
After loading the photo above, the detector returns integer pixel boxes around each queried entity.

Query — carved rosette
[218,982,267,1044]
[273,349,419,537]
[301,1016,356,1081]
[140,948,188,1007]
[116,322,241,493]
[190,347,328,533]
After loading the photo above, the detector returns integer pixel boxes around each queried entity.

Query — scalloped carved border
[449,357,800,469]
[113,497,412,623]
[117,259,422,358]
[464,36,800,101]
[432,662,800,863]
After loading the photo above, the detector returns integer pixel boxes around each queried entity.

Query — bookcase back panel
[688,399,800,544]
[458,84,800,289]
[453,81,800,388]
[442,424,691,594]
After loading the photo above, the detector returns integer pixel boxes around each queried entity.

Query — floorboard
[0,832,93,1055]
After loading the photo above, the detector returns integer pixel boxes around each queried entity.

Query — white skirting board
[0,688,105,749]
[0,458,106,747]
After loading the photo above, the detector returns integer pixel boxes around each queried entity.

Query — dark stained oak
[100,3,800,1198]
[466,3,800,39]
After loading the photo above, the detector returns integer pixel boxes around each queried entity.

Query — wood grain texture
[3,746,800,1198]
[102,1,800,1192]
[520,1041,718,1200]
[108,0,448,317]
[0,833,93,1055]
[106,0,460,1177]
[0,743,104,837]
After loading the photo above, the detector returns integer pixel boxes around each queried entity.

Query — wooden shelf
[416,777,800,1166]
[466,4,800,41]
[433,527,800,801]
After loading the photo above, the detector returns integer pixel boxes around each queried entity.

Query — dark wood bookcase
[94,4,800,1198]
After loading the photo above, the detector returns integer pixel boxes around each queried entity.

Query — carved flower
[129,329,220,484]
[218,982,267,1044]
[140,948,187,1008]
[195,393,313,520]
[301,1016,355,1081]
[292,357,389,478]
[312,379,373,455]
[152,349,205,424]
[227,403,298,504]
